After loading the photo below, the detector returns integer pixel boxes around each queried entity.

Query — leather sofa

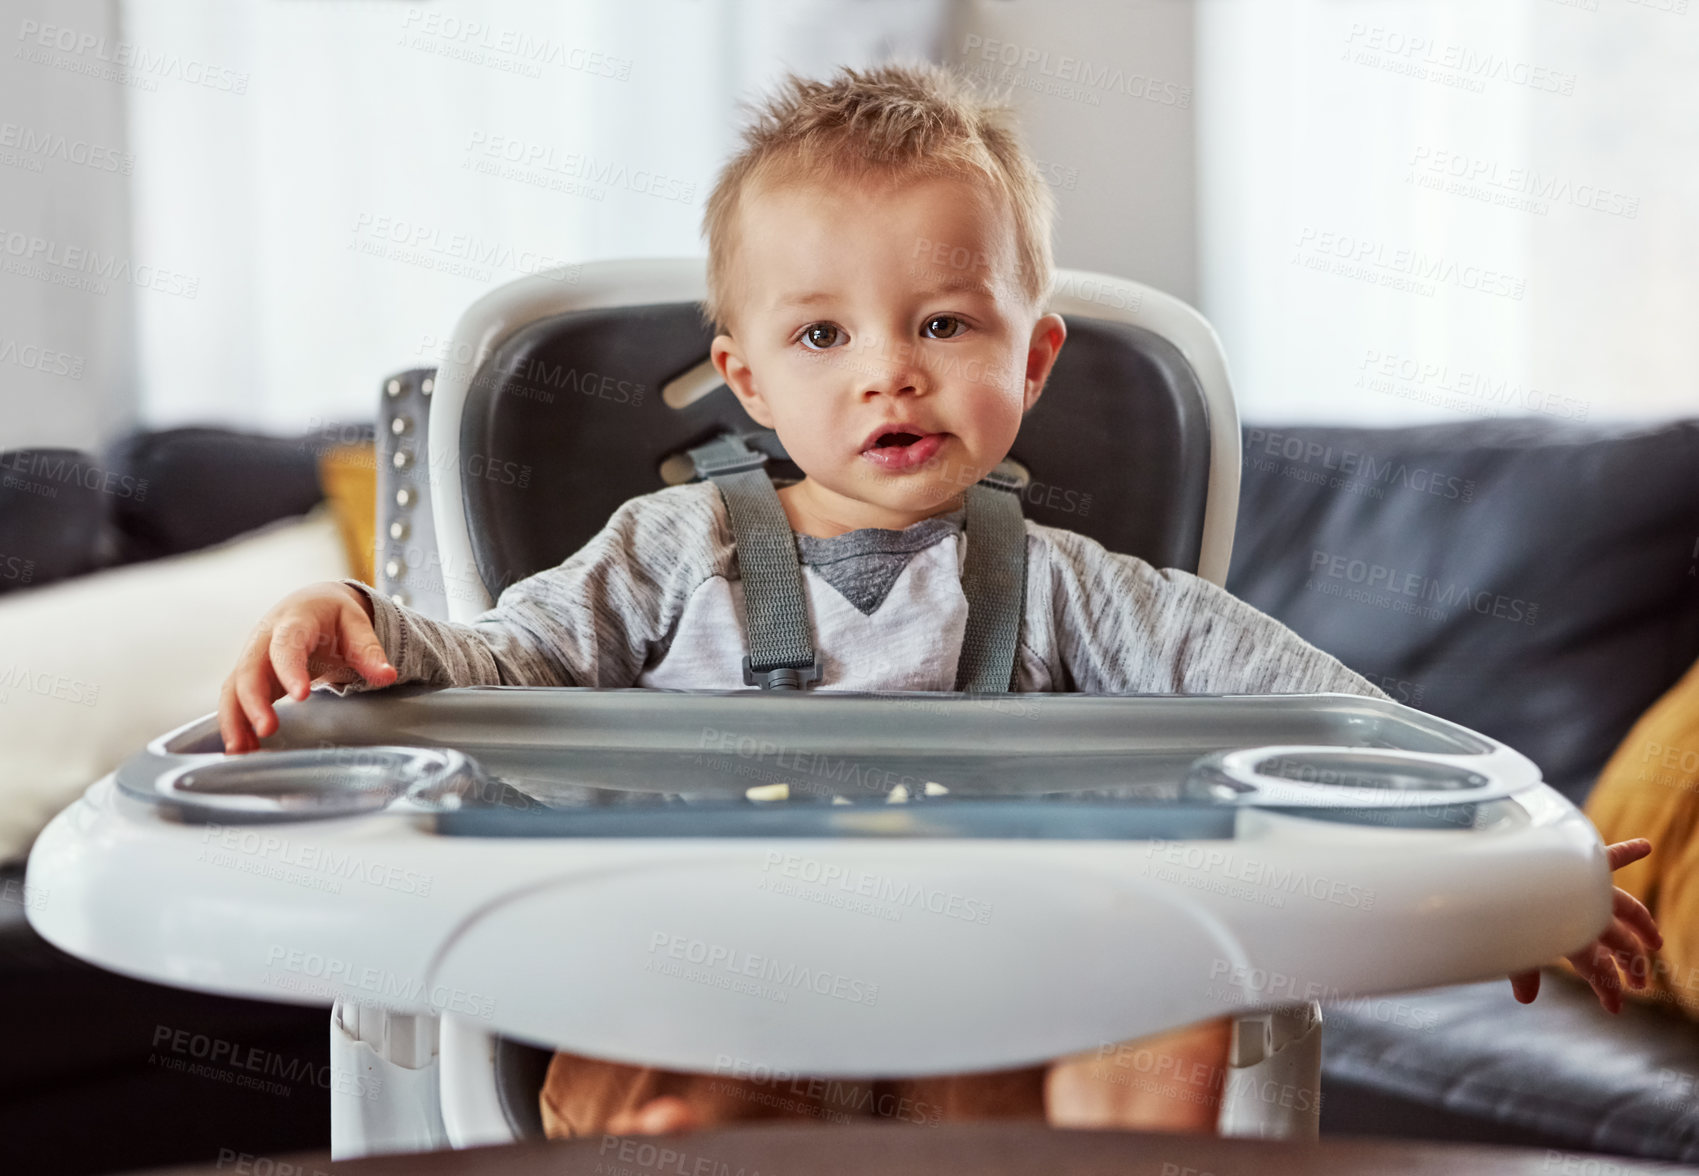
[1226,416,1699,1161]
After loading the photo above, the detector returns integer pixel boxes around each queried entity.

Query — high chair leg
[330,999,449,1160]
[1216,1002,1324,1140]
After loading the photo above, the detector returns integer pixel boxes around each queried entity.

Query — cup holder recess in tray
[1183,746,1510,810]
[117,746,490,823]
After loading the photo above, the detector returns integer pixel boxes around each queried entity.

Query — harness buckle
[688,434,772,479]
[694,452,768,478]
[742,655,823,690]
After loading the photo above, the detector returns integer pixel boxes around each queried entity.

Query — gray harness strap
[687,433,821,689]
[687,432,1027,693]
[954,466,1028,693]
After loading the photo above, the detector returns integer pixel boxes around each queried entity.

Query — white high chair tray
[26,688,1608,1076]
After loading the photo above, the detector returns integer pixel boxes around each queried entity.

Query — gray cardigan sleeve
[327,482,728,693]
[1037,524,1391,699]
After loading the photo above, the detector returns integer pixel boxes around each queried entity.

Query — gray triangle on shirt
[791,508,967,616]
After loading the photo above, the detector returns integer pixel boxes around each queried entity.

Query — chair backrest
[373,259,1240,623]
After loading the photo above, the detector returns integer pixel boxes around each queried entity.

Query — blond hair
[700,60,1056,336]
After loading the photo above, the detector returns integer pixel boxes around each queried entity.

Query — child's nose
[856,352,925,398]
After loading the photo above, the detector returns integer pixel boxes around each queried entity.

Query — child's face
[710,172,1066,533]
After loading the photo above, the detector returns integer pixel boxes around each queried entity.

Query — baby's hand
[218,583,397,754]
[1508,838,1662,1014]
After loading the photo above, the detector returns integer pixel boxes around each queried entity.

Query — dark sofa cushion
[1321,978,1699,1161]
[1227,417,1699,802]
[100,426,332,564]
[0,448,124,595]
[0,423,377,599]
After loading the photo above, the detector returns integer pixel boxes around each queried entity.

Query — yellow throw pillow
[316,442,377,586]
[1582,653,1699,1014]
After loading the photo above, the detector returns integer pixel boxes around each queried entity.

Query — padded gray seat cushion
[1322,978,1699,1161]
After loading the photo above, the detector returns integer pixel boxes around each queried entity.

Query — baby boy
[218,61,1659,1138]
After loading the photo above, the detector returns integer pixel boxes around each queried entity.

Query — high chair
[24,259,1612,1160]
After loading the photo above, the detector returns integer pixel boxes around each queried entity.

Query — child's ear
[711,334,775,428]
[1023,312,1067,412]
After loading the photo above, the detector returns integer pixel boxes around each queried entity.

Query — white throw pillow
[0,506,353,864]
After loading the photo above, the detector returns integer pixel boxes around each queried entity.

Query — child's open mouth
[860,430,945,472]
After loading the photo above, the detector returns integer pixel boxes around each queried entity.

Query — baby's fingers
[1606,839,1652,872]
[1571,942,1625,1014]
[1600,921,1652,989]
[270,618,324,701]
[218,673,258,754]
[336,601,395,687]
[233,636,289,744]
[1613,887,1662,951]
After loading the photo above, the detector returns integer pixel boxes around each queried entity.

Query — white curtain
[1196,0,1697,425]
[0,0,136,453]
[120,0,950,434]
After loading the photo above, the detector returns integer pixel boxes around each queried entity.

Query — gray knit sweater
[333,480,1387,704]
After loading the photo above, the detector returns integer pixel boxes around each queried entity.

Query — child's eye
[798,323,846,351]
[923,315,966,340]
